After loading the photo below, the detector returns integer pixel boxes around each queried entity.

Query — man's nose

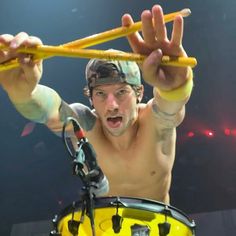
[106,93,119,111]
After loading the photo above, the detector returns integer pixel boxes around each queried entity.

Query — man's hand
[0,32,43,102]
[122,5,191,91]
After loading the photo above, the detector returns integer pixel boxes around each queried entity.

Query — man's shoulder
[70,102,91,113]
[137,101,153,118]
[69,103,97,131]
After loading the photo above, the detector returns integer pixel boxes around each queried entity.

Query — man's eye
[117,89,127,96]
[95,91,105,97]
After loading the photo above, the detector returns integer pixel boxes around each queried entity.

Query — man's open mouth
[107,116,123,128]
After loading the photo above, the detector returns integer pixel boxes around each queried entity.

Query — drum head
[55,197,195,236]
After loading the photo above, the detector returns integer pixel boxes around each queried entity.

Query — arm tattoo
[14,100,51,123]
[152,101,179,128]
[13,85,60,123]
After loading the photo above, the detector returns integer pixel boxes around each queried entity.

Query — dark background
[0,0,236,235]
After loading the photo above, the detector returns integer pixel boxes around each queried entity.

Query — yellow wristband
[155,69,193,102]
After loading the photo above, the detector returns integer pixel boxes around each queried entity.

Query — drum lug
[52,214,59,227]
[49,215,61,236]
[157,205,172,236]
[158,222,171,236]
[49,229,61,236]
[110,197,125,234]
[161,205,172,217]
[111,196,127,207]
[112,214,123,233]
[68,219,81,235]
[191,220,196,235]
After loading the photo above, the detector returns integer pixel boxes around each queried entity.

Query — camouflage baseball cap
[85,51,141,89]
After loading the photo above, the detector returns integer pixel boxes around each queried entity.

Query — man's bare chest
[94,141,171,183]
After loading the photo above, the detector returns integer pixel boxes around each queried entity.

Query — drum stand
[50,134,102,236]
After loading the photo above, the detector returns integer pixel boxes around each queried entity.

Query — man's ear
[137,85,144,103]
[89,98,94,107]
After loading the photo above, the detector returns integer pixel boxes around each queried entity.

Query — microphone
[70,118,109,197]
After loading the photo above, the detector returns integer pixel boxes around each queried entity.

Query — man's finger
[121,14,144,53]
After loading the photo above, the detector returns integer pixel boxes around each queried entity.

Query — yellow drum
[50,197,195,236]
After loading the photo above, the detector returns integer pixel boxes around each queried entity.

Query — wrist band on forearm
[155,69,193,102]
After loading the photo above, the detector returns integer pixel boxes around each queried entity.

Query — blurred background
[0,0,236,235]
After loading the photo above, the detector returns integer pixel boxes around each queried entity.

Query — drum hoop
[55,196,196,230]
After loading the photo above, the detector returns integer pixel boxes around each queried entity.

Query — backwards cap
[85,51,141,89]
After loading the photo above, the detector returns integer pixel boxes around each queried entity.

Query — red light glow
[187,131,195,137]
[231,129,236,136]
[204,130,214,137]
[224,128,231,136]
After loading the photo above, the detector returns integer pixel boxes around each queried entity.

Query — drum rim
[54,196,196,230]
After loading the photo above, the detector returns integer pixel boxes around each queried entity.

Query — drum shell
[53,197,196,236]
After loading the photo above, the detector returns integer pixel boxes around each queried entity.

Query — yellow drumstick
[0,8,191,51]
[0,8,194,71]
[16,45,197,67]
[59,8,191,49]
[0,47,197,72]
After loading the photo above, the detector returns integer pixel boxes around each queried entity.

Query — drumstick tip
[180,8,191,17]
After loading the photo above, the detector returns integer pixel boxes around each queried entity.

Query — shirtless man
[0,5,193,204]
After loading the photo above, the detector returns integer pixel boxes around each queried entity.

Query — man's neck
[103,120,139,151]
